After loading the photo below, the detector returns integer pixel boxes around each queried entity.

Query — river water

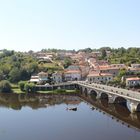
[0,93,140,140]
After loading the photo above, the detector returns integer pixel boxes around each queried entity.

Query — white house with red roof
[126,77,140,87]
[97,65,120,77]
[87,72,113,84]
[64,70,81,81]
[30,71,48,84]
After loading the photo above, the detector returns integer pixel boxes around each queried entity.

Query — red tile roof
[87,73,112,77]
[126,77,140,81]
[64,70,81,74]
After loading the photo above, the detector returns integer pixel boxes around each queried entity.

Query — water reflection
[0,93,140,132]
[0,93,81,110]
[79,94,140,131]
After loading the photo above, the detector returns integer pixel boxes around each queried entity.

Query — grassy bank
[37,89,78,94]
[12,86,79,94]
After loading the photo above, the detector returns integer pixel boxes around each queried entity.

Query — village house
[97,65,120,77]
[110,64,126,69]
[80,65,90,78]
[131,64,140,68]
[126,77,140,87]
[127,67,140,73]
[64,70,81,81]
[63,65,82,81]
[33,52,55,63]
[56,52,66,60]
[29,76,39,83]
[30,71,48,84]
[92,51,102,58]
[38,71,48,82]
[127,64,140,74]
[52,72,63,83]
[79,65,90,79]
[66,65,80,71]
[70,51,87,62]
[87,72,113,84]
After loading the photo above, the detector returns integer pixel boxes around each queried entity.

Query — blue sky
[0,0,140,51]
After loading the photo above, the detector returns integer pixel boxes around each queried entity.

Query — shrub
[0,80,11,93]
[24,83,36,93]
[18,81,27,91]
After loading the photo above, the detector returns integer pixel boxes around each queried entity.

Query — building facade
[87,73,113,84]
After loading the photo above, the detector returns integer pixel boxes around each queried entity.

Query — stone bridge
[35,81,140,113]
[74,81,140,113]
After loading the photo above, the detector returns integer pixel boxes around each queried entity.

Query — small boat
[66,107,77,111]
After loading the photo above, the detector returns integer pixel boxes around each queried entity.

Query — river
[0,93,140,140]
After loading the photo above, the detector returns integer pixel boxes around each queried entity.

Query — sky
[0,0,140,52]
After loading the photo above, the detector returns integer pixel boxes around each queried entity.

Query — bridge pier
[96,92,101,99]
[108,95,117,103]
[127,100,139,113]
[130,113,138,121]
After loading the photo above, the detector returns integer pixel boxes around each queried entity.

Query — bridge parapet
[74,81,140,102]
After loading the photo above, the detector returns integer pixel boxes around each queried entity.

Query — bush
[0,80,11,93]
[24,83,36,93]
[18,81,27,91]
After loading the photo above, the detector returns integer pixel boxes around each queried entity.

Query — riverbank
[12,86,79,95]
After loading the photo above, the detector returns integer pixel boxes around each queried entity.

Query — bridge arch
[100,92,109,100]
[90,90,97,96]
[90,90,97,101]
[114,96,127,107]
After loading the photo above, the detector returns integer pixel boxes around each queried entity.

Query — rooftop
[88,72,112,77]
[126,77,140,81]
[64,70,81,74]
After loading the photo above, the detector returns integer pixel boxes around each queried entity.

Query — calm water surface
[0,94,140,140]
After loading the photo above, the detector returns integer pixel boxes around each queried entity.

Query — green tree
[101,49,107,59]
[118,69,127,78]
[9,68,21,83]
[0,70,4,80]
[63,58,72,68]
[18,81,26,91]
[20,69,30,81]
[24,83,36,93]
[0,80,11,93]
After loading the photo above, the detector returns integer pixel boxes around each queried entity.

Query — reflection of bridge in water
[0,93,140,131]
[37,81,140,113]
[79,93,140,131]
